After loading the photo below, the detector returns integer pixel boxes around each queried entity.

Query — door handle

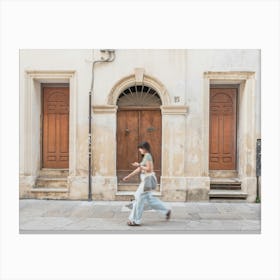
[125,128,130,135]
[147,127,155,132]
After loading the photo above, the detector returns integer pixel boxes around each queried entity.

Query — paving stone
[196,205,220,213]
[230,204,255,213]
[215,220,243,231]
[19,200,261,233]
[41,203,77,217]
[240,220,261,232]
[215,203,235,213]
[20,217,73,231]
[90,206,116,218]
[185,220,224,231]
[184,204,201,213]
[185,220,245,232]
[121,206,131,212]
[19,207,49,217]
[19,199,53,216]
[187,213,201,220]
[165,208,191,219]
[239,212,261,220]
[199,213,243,220]
[67,206,96,218]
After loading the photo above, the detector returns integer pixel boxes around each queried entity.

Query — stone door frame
[203,72,257,202]
[20,70,77,195]
[92,69,188,200]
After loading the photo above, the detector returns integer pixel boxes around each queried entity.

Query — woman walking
[123,141,171,226]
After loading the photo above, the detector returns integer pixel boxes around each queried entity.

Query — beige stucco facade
[19,49,261,202]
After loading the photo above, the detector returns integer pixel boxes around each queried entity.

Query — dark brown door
[117,109,162,183]
[209,88,237,170]
[42,87,69,168]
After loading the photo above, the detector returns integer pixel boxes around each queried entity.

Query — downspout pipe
[88,49,115,201]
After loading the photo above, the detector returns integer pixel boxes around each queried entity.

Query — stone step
[39,169,69,178]
[35,177,68,188]
[117,184,138,191]
[210,178,241,190]
[117,184,160,192]
[209,170,238,178]
[210,184,241,190]
[210,199,248,203]
[210,178,241,184]
[208,189,247,199]
[31,187,68,193]
[115,191,162,201]
[30,187,69,200]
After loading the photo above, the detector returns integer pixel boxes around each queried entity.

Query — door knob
[147,127,155,132]
[125,128,130,134]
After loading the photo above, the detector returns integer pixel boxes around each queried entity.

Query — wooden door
[117,110,139,183]
[139,110,161,179]
[42,87,69,168]
[117,109,162,183]
[209,88,237,170]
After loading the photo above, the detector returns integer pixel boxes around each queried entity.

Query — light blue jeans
[129,174,169,224]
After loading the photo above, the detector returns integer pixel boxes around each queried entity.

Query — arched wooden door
[209,88,237,170]
[42,87,69,168]
[116,85,162,184]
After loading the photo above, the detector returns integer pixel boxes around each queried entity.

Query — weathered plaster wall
[20,50,94,200]
[19,49,261,201]
[20,49,92,178]
[184,50,260,201]
[92,49,189,201]
[93,49,187,106]
[185,49,260,175]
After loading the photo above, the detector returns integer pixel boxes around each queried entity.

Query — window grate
[117,85,162,107]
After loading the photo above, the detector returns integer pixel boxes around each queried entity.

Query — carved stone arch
[107,72,170,106]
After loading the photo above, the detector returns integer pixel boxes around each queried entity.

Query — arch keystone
[134,68,145,85]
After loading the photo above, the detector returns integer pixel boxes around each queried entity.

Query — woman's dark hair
[138,141,151,153]
[138,141,153,162]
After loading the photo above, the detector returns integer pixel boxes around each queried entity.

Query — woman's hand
[123,166,141,181]
[131,162,140,167]
[123,176,129,182]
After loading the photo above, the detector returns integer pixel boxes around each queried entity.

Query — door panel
[117,109,162,183]
[43,87,69,168]
[209,88,237,170]
[139,110,162,178]
[117,110,139,183]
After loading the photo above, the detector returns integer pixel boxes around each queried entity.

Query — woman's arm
[140,160,153,173]
[123,167,141,181]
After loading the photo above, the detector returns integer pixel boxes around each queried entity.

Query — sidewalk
[19,199,261,234]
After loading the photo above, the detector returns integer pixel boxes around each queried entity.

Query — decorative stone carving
[134,68,145,85]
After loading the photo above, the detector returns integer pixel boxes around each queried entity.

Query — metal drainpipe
[88,49,116,201]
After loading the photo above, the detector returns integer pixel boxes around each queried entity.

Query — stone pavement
[19,199,261,233]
